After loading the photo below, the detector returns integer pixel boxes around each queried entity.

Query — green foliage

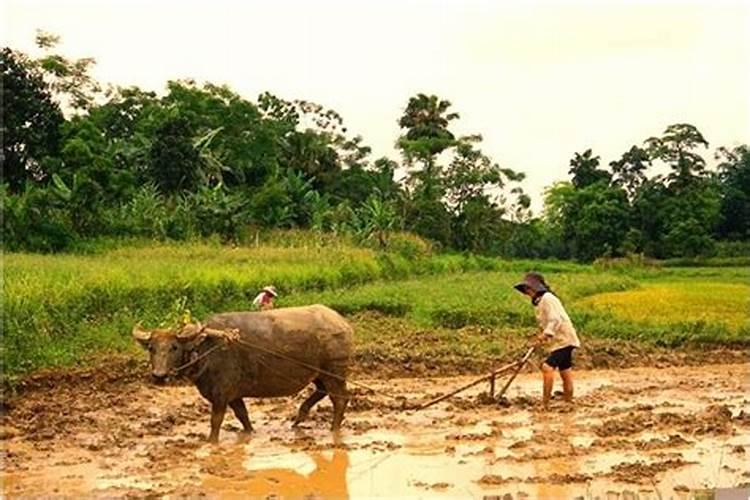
[190,184,252,240]
[397,93,459,161]
[716,145,750,240]
[116,183,169,238]
[1,34,748,261]
[646,123,709,189]
[544,182,630,261]
[609,145,650,199]
[148,116,205,193]
[568,149,611,188]
[1,47,64,191]
[34,29,101,111]
[1,183,76,252]
[383,232,433,260]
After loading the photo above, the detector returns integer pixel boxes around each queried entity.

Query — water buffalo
[132,304,353,442]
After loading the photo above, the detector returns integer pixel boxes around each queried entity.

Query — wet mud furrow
[1,363,749,498]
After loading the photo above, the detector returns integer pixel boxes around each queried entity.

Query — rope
[172,325,538,406]
[173,325,402,400]
[231,337,403,400]
[172,343,225,374]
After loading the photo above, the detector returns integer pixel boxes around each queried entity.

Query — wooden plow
[414,346,535,411]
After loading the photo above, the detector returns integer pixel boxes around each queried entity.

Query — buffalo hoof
[237,432,253,443]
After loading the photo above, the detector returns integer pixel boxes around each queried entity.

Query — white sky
[4,0,749,211]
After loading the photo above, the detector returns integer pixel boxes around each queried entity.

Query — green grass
[282,271,639,328]
[3,238,749,381]
[1,240,585,378]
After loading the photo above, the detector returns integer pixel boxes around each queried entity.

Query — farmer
[252,285,278,311]
[514,272,580,409]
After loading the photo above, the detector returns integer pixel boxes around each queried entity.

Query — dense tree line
[2,34,748,259]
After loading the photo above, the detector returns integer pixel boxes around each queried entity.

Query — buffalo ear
[132,324,152,349]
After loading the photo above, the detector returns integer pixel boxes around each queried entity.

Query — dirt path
[2,364,749,498]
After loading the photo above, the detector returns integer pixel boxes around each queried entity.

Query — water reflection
[201,442,349,499]
[533,410,581,499]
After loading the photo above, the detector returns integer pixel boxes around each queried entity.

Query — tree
[443,139,506,209]
[715,145,750,239]
[397,93,459,195]
[1,47,64,191]
[632,176,720,258]
[501,219,561,259]
[441,139,527,251]
[395,93,463,244]
[162,81,276,188]
[568,149,611,188]
[398,94,459,152]
[284,130,340,191]
[645,123,708,190]
[609,145,650,199]
[148,116,204,193]
[34,30,101,112]
[543,181,630,261]
[630,177,669,256]
[451,196,503,252]
[406,195,453,247]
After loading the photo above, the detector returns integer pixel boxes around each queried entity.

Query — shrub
[384,232,432,259]
[1,184,77,252]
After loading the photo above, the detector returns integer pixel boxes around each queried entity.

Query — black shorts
[545,346,575,371]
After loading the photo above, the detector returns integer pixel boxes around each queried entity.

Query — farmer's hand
[533,333,547,346]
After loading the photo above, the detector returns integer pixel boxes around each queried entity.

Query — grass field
[3,239,749,381]
[580,282,750,331]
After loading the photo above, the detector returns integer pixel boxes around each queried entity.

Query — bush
[714,240,750,257]
[384,232,432,259]
[1,184,77,252]
[593,253,661,272]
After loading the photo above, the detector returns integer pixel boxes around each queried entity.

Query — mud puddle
[2,364,749,498]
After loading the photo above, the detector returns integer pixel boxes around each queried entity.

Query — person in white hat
[252,285,278,311]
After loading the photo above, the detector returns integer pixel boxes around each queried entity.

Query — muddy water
[2,364,749,498]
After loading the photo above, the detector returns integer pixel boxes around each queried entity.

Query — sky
[4,0,749,212]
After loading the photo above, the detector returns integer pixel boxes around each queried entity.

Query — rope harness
[172,343,225,375]
[169,324,536,408]
[170,325,401,400]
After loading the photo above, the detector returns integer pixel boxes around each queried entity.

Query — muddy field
[2,363,749,498]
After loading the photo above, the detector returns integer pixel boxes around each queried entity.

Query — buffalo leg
[229,399,253,433]
[321,376,349,431]
[293,378,327,427]
[209,402,227,443]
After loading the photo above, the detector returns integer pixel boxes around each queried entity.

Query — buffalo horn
[132,324,152,342]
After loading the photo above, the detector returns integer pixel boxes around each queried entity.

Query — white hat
[262,285,278,297]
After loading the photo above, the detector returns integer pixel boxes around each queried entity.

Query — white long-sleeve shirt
[535,293,581,352]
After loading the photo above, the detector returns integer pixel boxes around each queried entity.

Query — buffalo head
[132,323,207,383]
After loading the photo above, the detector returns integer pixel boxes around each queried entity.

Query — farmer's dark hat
[513,272,549,294]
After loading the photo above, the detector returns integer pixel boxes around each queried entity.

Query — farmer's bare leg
[293,378,327,427]
[229,399,253,433]
[209,402,227,443]
[542,362,555,408]
[560,369,574,402]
